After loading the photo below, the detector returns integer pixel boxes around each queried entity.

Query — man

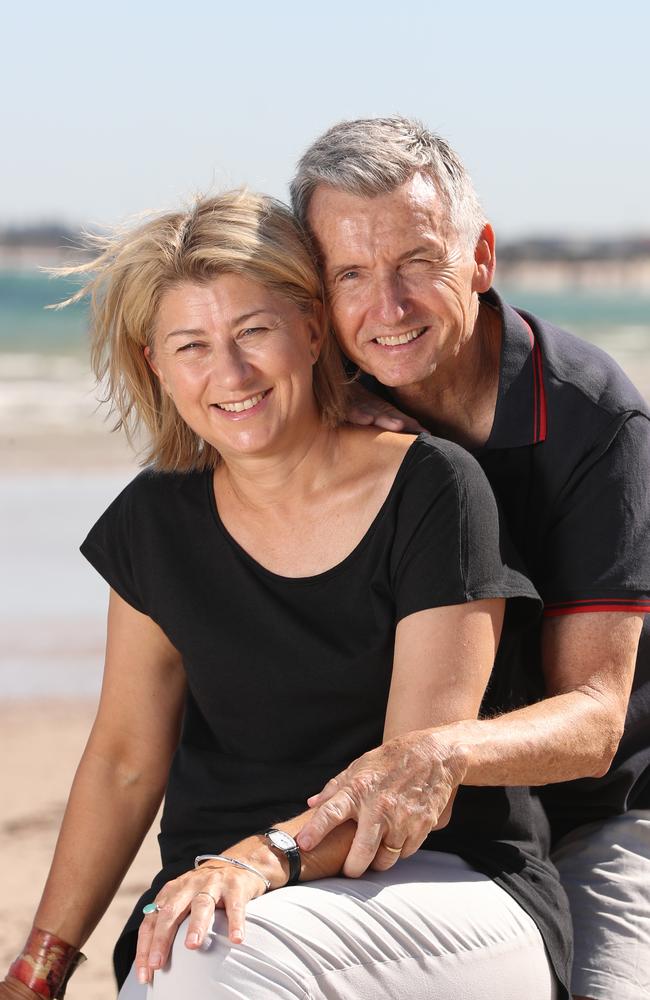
[290,117,650,1000]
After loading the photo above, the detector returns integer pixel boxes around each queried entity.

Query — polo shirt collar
[481,287,548,450]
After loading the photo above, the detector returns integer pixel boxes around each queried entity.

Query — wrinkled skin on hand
[0,978,41,1000]
[297,730,469,877]
[346,382,426,434]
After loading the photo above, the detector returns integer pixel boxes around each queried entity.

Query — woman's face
[146,274,323,461]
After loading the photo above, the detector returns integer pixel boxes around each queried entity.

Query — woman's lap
[119,851,557,1000]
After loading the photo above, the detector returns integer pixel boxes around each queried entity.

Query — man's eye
[241,327,266,337]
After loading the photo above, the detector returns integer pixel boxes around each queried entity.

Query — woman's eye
[176,342,202,353]
[340,270,359,281]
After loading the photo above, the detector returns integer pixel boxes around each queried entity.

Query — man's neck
[392,302,502,450]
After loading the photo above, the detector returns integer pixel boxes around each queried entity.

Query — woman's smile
[210,388,272,418]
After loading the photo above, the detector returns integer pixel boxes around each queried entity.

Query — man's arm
[297,611,642,871]
[131,598,503,980]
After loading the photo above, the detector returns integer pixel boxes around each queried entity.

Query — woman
[2,191,570,1000]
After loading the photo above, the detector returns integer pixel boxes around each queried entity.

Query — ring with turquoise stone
[142,902,161,915]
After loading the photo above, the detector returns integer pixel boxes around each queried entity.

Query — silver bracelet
[194,853,271,891]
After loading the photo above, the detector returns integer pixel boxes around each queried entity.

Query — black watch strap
[261,827,301,885]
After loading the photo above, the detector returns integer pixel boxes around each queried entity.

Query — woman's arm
[3,590,185,995]
[135,599,503,982]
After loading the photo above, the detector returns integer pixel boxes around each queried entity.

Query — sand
[0,700,161,1000]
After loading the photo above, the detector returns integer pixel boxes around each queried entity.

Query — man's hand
[297,731,469,877]
[347,382,425,434]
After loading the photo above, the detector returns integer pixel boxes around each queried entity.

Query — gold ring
[382,843,402,854]
[193,891,218,906]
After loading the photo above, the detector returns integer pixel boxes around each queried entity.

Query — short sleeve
[392,438,541,624]
[80,476,149,615]
[541,413,650,616]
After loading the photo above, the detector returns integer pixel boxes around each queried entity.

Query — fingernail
[298,835,312,850]
[231,929,243,943]
[186,932,199,946]
[137,968,148,985]
[150,952,162,968]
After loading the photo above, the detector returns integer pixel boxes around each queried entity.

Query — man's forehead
[307,175,449,257]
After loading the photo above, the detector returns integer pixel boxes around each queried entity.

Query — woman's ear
[144,345,171,395]
[308,301,325,364]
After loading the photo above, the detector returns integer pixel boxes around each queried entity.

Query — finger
[135,911,157,984]
[185,891,218,949]
[297,791,356,850]
[371,412,407,431]
[306,773,341,808]
[370,839,406,871]
[147,899,189,974]
[342,820,385,878]
[223,889,249,944]
[347,405,375,426]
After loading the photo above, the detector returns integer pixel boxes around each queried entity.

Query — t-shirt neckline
[205,434,425,585]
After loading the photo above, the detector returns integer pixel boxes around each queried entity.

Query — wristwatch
[260,827,301,885]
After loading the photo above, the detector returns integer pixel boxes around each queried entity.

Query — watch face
[269,830,296,851]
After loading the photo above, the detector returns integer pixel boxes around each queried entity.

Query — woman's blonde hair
[59,190,346,471]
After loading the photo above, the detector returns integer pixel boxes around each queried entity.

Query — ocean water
[1,272,649,438]
[1,271,649,697]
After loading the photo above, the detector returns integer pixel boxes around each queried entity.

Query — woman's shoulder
[340,427,492,506]
[87,467,207,541]
[111,465,204,504]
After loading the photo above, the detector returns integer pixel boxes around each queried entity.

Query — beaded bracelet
[8,926,86,999]
[194,853,271,891]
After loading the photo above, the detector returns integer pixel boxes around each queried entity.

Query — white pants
[552,810,650,1000]
[119,851,557,999]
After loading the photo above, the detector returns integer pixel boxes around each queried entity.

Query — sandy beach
[0,701,160,1000]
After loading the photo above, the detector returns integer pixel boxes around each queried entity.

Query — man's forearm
[435,688,624,787]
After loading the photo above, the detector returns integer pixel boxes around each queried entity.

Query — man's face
[307,173,492,389]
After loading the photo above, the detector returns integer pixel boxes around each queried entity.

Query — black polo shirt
[477,289,650,840]
[365,287,650,841]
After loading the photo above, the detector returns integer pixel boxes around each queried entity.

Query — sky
[3,0,649,238]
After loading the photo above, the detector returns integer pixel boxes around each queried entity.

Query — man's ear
[473,223,496,293]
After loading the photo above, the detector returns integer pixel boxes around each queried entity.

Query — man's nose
[370,273,408,326]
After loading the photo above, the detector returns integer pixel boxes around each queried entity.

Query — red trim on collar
[544,598,650,617]
[523,320,547,443]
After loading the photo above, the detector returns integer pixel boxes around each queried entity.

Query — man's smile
[372,327,428,347]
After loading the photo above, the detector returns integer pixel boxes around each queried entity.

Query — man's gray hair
[290,116,485,247]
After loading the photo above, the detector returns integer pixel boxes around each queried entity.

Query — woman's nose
[210,343,254,389]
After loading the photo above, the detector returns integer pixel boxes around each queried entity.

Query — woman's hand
[135,861,268,984]
[346,383,425,433]
[0,979,41,1000]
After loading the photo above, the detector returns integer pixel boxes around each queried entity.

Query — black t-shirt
[365,289,650,840]
[81,433,571,996]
